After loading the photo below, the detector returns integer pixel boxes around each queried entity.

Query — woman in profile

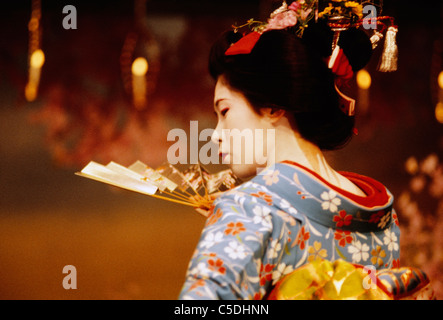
[179,1,400,300]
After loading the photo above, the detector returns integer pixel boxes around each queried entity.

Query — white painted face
[211,77,275,179]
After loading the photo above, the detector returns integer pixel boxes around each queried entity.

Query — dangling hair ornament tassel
[370,31,384,49]
[378,26,398,72]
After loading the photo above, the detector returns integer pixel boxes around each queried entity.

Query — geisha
[179,1,407,300]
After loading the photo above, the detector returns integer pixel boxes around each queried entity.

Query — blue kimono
[179,161,400,300]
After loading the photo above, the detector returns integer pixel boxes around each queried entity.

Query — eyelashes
[214,108,229,119]
[220,108,229,117]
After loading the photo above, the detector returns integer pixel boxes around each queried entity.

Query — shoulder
[213,177,275,209]
[210,175,299,224]
[206,182,272,224]
[211,181,265,216]
[213,163,301,210]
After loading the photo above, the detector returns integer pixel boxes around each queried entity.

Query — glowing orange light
[131,57,148,76]
[25,83,37,102]
[357,69,371,90]
[438,71,443,89]
[30,49,45,68]
[435,102,443,124]
[28,17,40,32]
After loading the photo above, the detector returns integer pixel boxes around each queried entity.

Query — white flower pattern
[200,231,223,249]
[321,190,341,212]
[263,170,280,186]
[383,230,399,252]
[272,263,294,285]
[224,241,247,260]
[252,205,272,229]
[347,240,370,263]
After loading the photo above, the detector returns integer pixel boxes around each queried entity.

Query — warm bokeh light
[438,71,443,89]
[30,49,45,68]
[28,17,39,32]
[131,57,149,76]
[24,83,37,101]
[436,102,443,124]
[405,156,419,175]
[357,69,372,90]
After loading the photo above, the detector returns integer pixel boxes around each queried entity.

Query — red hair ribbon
[327,46,356,116]
[328,46,354,87]
[225,32,261,56]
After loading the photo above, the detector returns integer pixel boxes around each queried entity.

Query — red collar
[281,160,391,209]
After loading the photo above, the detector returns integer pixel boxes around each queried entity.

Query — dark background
[0,0,442,299]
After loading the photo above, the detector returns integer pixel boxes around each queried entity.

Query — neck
[265,118,365,196]
[267,119,325,172]
[276,131,327,173]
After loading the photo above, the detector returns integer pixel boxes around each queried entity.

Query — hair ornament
[226,0,318,56]
[370,31,384,49]
[377,26,398,72]
[225,32,262,56]
[227,0,397,69]
[225,0,398,116]
[327,45,356,116]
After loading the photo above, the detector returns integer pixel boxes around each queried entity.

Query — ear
[260,107,286,123]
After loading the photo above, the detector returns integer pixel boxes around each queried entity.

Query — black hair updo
[209,21,372,150]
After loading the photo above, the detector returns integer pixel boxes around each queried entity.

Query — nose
[211,122,222,145]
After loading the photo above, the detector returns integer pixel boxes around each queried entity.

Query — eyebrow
[214,98,228,110]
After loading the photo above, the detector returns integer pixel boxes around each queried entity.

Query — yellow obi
[267,259,434,300]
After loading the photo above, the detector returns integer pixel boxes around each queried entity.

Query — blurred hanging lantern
[436,71,443,124]
[25,0,45,102]
[438,71,443,90]
[436,102,443,124]
[131,57,149,109]
[356,69,372,114]
[25,49,45,101]
[357,69,372,90]
[120,0,160,110]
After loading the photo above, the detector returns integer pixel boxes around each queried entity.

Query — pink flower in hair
[263,1,314,33]
[289,0,313,21]
[263,7,298,32]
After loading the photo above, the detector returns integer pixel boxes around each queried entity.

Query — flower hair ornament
[225,0,398,117]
